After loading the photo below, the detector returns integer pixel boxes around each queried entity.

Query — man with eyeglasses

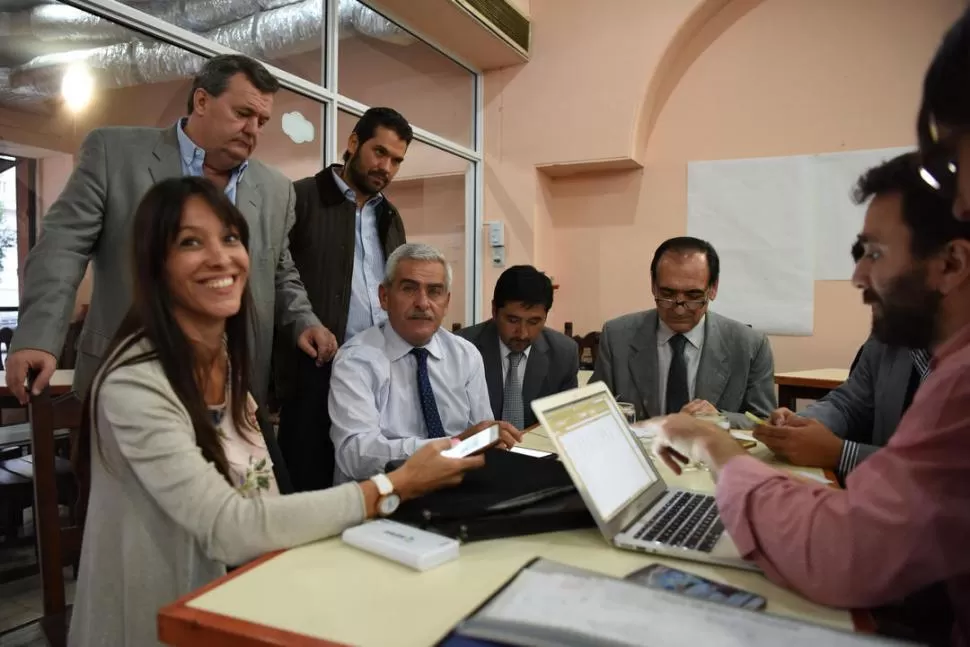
[590,236,775,429]
[918,6,970,222]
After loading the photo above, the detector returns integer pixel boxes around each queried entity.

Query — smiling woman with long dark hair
[68,177,482,647]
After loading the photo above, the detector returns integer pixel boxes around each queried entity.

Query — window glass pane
[118,0,326,86]
[338,110,469,329]
[0,2,324,329]
[0,164,18,316]
[338,0,474,148]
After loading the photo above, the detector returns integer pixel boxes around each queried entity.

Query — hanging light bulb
[61,63,94,113]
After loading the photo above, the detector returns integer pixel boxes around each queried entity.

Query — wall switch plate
[491,246,506,267]
[487,221,504,247]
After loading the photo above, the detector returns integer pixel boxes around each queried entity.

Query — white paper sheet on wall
[687,156,815,335]
[808,146,913,281]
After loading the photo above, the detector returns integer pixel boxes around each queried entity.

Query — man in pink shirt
[651,151,970,646]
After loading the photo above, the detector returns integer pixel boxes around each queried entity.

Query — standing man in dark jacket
[275,107,412,491]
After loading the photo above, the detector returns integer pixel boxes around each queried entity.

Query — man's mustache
[862,289,881,305]
[407,311,434,320]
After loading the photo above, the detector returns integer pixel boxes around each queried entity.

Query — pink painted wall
[8,0,963,373]
[482,0,964,372]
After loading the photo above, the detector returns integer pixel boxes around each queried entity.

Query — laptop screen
[542,392,657,521]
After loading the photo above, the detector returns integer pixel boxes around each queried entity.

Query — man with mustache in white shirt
[328,243,521,483]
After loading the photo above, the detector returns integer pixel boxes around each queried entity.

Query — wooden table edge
[774,375,845,389]
[157,549,350,647]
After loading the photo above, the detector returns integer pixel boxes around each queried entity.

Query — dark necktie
[501,351,525,429]
[665,334,689,415]
[411,347,446,439]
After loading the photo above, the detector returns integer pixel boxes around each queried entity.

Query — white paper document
[631,422,661,440]
[792,470,833,485]
[687,156,815,335]
[461,563,903,647]
[730,430,756,443]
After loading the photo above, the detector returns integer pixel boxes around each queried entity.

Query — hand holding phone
[441,424,500,458]
[625,563,767,610]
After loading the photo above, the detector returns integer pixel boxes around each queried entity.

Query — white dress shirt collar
[656,315,706,349]
[382,322,445,362]
[499,339,532,361]
[331,167,384,208]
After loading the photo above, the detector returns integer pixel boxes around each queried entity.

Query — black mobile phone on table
[625,563,767,610]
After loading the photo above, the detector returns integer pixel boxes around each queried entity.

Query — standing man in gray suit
[590,237,775,429]
[5,55,335,418]
[755,337,930,480]
[457,265,579,430]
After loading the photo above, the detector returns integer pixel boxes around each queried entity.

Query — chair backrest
[28,389,84,618]
[57,319,84,370]
[0,326,13,370]
[577,332,601,370]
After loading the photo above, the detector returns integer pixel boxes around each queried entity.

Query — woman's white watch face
[379,493,401,516]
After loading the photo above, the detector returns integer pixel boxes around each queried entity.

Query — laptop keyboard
[633,491,724,553]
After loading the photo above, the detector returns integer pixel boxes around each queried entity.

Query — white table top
[0,369,75,396]
[183,432,852,646]
[775,368,850,384]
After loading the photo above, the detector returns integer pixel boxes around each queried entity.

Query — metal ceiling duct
[0,67,51,106]
[0,3,130,42]
[0,0,414,101]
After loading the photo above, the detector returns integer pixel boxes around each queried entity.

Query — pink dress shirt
[716,322,970,646]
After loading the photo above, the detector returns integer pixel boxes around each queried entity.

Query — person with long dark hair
[67,177,482,647]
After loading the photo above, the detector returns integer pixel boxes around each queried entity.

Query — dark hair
[921,7,970,131]
[853,152,970,257]
[186,54,280,115]
[493,265,554,311]
[342,107,413,162]
[78,177,254,487]
[650,237,720,288]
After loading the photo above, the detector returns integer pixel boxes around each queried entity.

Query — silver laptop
[531,381,759,572]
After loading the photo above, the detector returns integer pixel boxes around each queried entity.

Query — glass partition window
[337,0,475,148]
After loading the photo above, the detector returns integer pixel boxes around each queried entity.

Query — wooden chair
[57,319,84,371]
[28,388,85,647]
[577,332,600,370]
[0,326,13,368]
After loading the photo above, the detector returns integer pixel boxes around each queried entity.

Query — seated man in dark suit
[590,237,776,429]
[756,339,930,482]
[457,265,579,430]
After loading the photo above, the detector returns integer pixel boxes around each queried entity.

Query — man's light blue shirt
[332,169,387,340]
[175,118,248,204]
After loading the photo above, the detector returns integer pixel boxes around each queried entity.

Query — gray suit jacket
[801,337,913,465]
[457,320,579,429]
[590,310,776,429]
[10,125,320,403]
